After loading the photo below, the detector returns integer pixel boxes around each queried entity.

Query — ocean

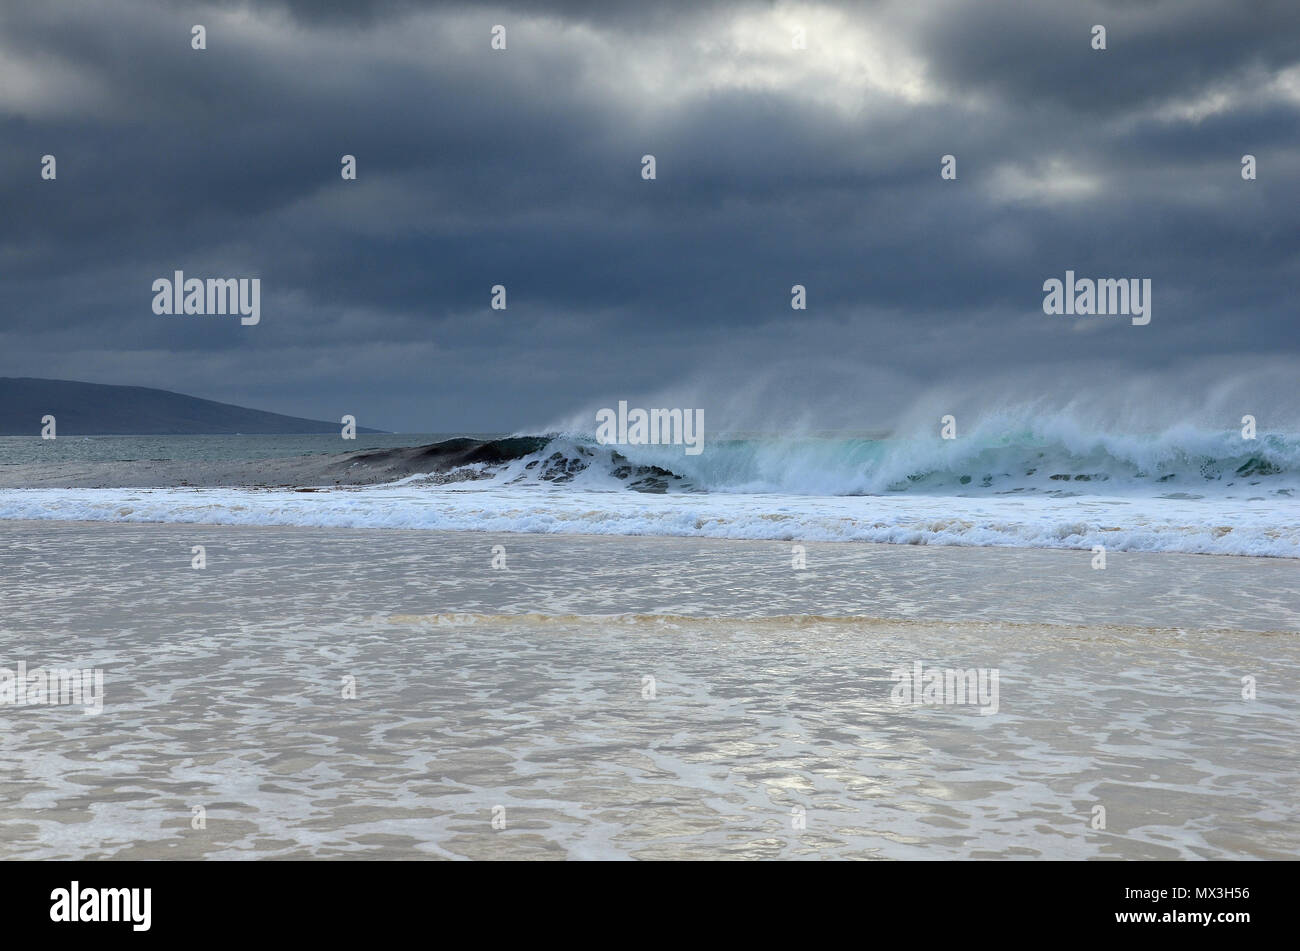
[0,433,479,465]
[0,425,1296,557]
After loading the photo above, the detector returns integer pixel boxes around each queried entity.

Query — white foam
[1,484,1296,557]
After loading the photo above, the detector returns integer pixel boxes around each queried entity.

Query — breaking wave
[398,423,1300,498]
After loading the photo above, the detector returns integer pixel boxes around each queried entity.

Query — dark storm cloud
[918,0,1300,116]
[0,0,1296,431]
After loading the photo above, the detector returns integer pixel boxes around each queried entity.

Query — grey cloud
[0,0,1296,431]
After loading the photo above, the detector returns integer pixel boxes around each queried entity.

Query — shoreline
[0,514,1291,560]
[0,514,1292,561]
[4,519,1297,632]
[1,482,1295,559]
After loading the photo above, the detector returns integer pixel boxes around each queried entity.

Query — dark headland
[0,378,387,436]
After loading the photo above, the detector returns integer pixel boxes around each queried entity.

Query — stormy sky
[2,0,1297,433]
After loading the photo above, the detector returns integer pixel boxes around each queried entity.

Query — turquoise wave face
[529,427,1300,497]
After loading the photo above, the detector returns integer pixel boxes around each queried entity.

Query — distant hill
[0,378,388,435]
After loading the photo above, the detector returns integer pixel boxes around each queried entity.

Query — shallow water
[2,483,1298,557]
[1,522,1295,859]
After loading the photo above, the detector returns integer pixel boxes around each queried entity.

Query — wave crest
[423,422,1300,497]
